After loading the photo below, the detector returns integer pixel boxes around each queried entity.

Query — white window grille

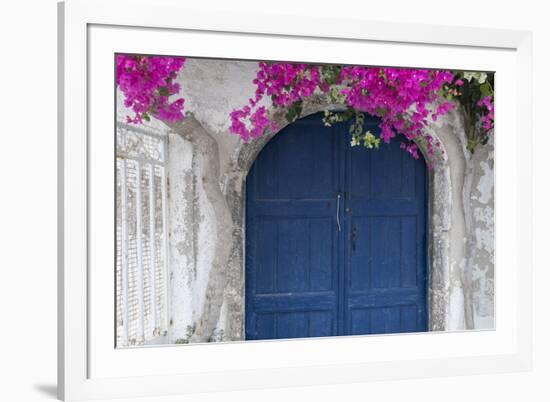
[116,123,169,347]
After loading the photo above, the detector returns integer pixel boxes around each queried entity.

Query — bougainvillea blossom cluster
[338,66,455,157]
[114,55,494,160]
[229,63,322,141]
[229,62,458,159]
[116,54,186,124]
[477,95,494,131]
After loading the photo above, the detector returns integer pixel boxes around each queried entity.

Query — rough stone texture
[116,59,495,342]
[425,132,453,331]
[434,118,469,331]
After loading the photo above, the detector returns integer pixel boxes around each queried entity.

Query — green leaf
[284,100,303,123]
[375,107,387,117]
[158,86,170,96]
[322,110,333,127]
[321,65,341,86]
[344,109,354,121]
[463,72,475,82]
[463,71,487,84]
[466,138,478,153]
[327,85,346,104]
[142,113,150,122]
[476,72,488,84]
[363,130,380,149]
[479,82,493,97]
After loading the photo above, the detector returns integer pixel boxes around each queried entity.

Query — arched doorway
[245,112,428,340]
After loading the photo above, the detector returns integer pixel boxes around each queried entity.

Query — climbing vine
[439,71,494,152]
[115,55,494,160]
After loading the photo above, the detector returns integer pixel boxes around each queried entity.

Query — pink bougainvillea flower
[116,54,186,124]
[477,95,494,131]
[230,62,456,161]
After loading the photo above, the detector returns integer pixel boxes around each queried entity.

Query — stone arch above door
[227,96,463,336]
[167,95,472,342]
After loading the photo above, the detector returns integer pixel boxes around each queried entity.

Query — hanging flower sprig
[116,54,186,124]
[229,63,322,141]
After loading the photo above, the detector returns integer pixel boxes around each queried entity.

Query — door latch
[351,224,357,254]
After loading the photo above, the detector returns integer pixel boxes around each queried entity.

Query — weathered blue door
[245,112,427,340]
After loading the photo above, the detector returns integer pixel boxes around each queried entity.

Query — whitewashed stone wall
[116,58,495,343]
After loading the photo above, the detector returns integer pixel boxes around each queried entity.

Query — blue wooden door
[245,112,427,340]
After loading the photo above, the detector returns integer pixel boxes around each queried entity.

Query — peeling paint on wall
[467,135,495,329]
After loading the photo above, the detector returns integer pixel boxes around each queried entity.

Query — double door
[245,112,427,340]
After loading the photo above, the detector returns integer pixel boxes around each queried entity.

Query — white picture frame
[58,0,533,400]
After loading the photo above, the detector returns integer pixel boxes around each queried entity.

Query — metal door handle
[336,194,341,232]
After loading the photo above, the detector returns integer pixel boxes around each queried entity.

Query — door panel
[254,217,334,294]
[345,133,427,335]
[246,112,427,340]
[253,117,338,200]
[255,310,334,340]
[246,113,341,340]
